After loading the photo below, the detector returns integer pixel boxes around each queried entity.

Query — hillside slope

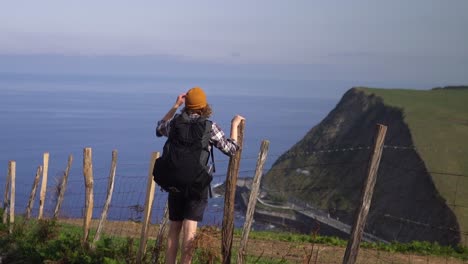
[262,87,468,245]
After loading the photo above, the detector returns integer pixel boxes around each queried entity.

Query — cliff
[262,87,468,245]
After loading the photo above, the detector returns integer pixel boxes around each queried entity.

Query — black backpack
[153,112,214,199]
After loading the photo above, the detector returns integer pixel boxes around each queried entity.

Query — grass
[359,87,468,235]
[1,212,467,263]
[236,229,346,246]
[0,217,150,263]
[0,216,288,263]
[242,229,467,259]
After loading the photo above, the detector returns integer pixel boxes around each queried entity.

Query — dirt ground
[59,218,466,264]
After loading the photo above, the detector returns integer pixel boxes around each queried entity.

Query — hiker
[155,86,244,264]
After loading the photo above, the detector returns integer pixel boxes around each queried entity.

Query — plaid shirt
[156,113,239,156]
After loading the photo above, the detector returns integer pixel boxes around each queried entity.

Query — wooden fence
[0,123,407,264]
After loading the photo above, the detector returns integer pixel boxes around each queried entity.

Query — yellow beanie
[185,87,207,110]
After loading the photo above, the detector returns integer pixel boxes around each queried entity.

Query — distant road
[237,178,387,243]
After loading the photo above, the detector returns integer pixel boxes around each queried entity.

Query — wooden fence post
[2,164,11,225]
[8,161,16,233]
[83,147,94,246]
[93,150,118,246]
[152,202,169,264]
[54,154,73,219]
[136,152,159,264]
[38,152,49,220]
[237,140,269,264]
[222,120,245,264]
[26,166,42,220]
[342,124,387,264]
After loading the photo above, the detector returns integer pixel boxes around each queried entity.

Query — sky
[0,0,467,87]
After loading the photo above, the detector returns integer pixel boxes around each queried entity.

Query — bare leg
[180,220,198,264]
[166,220,183,264]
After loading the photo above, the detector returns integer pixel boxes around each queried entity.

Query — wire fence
[2,142,468,263]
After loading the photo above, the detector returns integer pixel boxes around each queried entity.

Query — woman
[156,86,244,264]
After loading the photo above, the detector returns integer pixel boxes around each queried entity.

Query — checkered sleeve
[210,122,239,156]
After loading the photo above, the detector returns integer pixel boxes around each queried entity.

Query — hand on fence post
[222,119,245,264]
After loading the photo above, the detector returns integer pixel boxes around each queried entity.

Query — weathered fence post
[54,154,73,219]
[83,147,94,246]
[93,150,118,246]
[152,202,169,264]
[342,124,387,264]
[8,161,16,233]
[2,164,11,225]
[38,152,49,219]
[26,166,42,220]
[237,140,269,264]
[136,152,159,264]
[222,120,245,264]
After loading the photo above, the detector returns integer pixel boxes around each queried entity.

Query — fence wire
[2,143,468,263]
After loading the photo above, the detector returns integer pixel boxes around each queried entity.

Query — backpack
[152,112,214,199]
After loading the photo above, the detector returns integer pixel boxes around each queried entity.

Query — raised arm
[211,115,245,156]
[156,93,186,137]
[161,93,186,122]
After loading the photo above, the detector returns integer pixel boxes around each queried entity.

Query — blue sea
[0,74,338,229]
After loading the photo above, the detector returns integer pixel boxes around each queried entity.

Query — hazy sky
[1,1,467,85]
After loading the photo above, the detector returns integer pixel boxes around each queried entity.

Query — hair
[183,104,212,118]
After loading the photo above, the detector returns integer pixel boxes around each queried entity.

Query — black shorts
[168,187,209,222]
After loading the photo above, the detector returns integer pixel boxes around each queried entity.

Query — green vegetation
[0,214,467,263]
[359,87,468,233]
[362,240,467,259]
[237,229,347,246]
[236,229,467,260]
[0,217,151,263]
[0,217,286,263]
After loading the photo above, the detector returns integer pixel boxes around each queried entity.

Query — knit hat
[185,87,207,110]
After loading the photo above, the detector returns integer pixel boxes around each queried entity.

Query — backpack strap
[208,182,213,198]
[210,144,216,173]
[208,145,215,198]
[206,119,216,198]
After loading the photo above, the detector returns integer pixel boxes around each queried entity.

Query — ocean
[0,74,338,228]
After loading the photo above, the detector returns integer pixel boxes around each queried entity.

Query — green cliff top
[358,87,468,233]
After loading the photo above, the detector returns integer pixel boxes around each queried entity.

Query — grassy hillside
[360,87,468,235]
